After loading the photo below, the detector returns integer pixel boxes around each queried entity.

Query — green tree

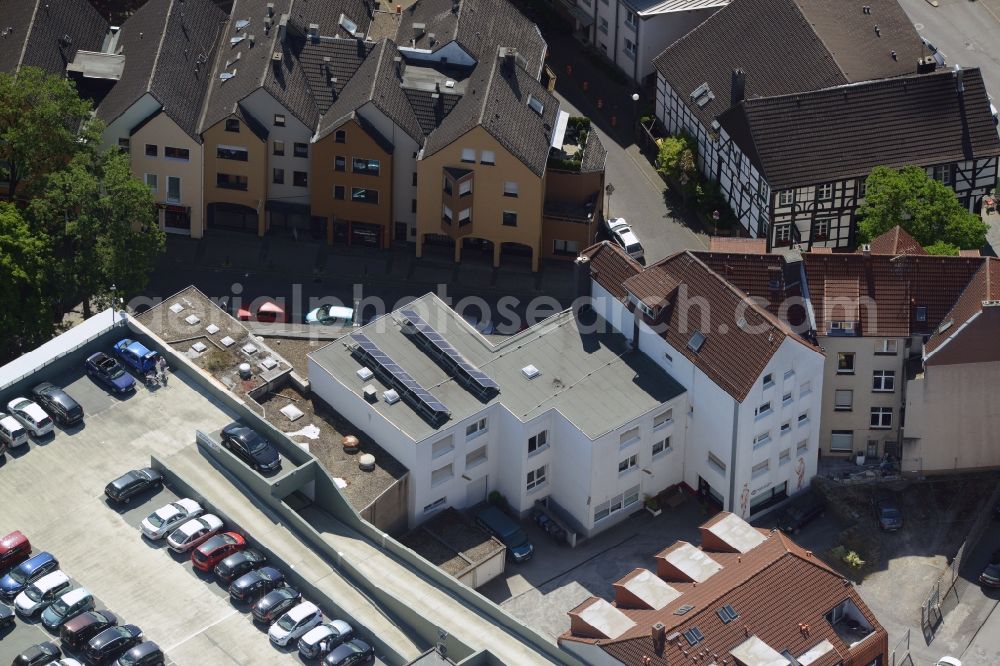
[924,240,960,256]
[656,133,697,183]
[857,165,988,250]
[0,203,51,360]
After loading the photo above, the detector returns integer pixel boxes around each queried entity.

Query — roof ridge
[195,6,232,133]
[476,49,502,127]
[15,0,41,72]
[146,0,178,95]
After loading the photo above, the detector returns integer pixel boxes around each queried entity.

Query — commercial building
[560,511,888,666]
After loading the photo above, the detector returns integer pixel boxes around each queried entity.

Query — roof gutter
[799,262,818,336]
[923,310,982,363]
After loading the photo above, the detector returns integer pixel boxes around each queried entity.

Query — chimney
[861,243,871,257]
[452,0,460,13]
[954,64,965,95]
[266,2,274,17]
[574,254,592,302]
[308,23,319,40]
[731,68,746,106]
[277,13,289,43]
[503,47,517,74]
[651,622,667,656]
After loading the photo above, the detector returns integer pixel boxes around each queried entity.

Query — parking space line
[161,607,239,653]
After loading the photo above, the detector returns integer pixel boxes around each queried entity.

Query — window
[763,373,774,388]
[778,189,794,206]
[830,431,853,451]
[755,401,772,417]
[782,392,793,406]
[625,8,637,27]
[117,137,130,152]
[461,148,476,163]
[411,199,417,213]
[423,497,446,513]
[780,448,791,465]
[335,156,346,172]
[273,114,286,126]
[480,150,495,165]
[708,452,727,475]
[783,369,795,381]
[527,94,544,115]
[620,427,640,448]
[834,389,853,411]
[717,605,739,624]
[814,219,829,239]
[217,145,249,161]
[466,418,487,438]
[753,432,771,449]
[595,486,640,522]
[466,445,487,468]
[752,460,769,479]
[652,437,671,458]
[502,211,518,227]
[800,380,812,396]
[837,352,855,374]
[225,118,240,132]
[817,183,833,200]
[528,431,548,455]
[625,485,640,508]
[871,407,892,429]
[932,164,952,185]
[352,157,380,176]
[797,412,809,426]
[599,17,609,34]
[624,38,636,59]
[872,370,895,392]
[334,185,345,200]
[526,465,547,491]
[797,440,808,456]
[618,454,638,474]
[144,173,157,194]
[351,187,378,204]
[442,204,453,224]
[915,306,927,322]
[458,179,472,196]
[411,172,417,186]
[458,208,471,226]
[431,463,453,487]
[774,224,792,243]
[654,409,673,429]
[165,146,189,160]
[866,440,879,458]
[293,142,309,158]
[335,130,346,143]
[780,422,791,435]
[432,437,454,459]
[443,176,453,195]
[216,173,247,190]
[553,239,579,255]
[293,171,308,187]
[145,144,158,157]
[876,339,898,355]
[273,140,285,156]
[503,181,519,197]
[683,627,705,646]
[166,176,180,203]
[272,168,284,184]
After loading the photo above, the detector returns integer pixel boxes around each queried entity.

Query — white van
[0,412,29,449]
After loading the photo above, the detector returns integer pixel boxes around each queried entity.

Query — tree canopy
[857,165,988,250]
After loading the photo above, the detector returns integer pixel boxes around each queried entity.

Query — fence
[891,628,912,666]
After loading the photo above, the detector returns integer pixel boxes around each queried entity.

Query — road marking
[161,607,240,653]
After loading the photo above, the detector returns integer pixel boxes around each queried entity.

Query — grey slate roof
[309,293,686,442]
[262,28,319,129]
[717,67,1000,190]
[299,37,373,115]
[654,0,924,129]
[97,0,226,140]
[0,0,107,75]
[404,88,462,137]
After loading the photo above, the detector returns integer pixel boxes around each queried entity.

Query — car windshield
[24,584,44,602]
[101,359,125,378]
[9,566,31,584]
[260,569,276,581]
[147,511,166,528]
[626,243,641,254]
[509,529,529,547]
[117,651,140,666]
[276,613,299,631]
[50,597,71,614]
[882,508,901,519]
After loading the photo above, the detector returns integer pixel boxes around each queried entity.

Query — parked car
[112,339,160,376]
[920,35,947,66]
[936,658,962,666]
[215,549,266,585]
[104,468,163,505]
[0,530,32,573]
[52,660,85,666]
[229,565,283,602]
[269,601,323,646]
[324,638,374,666]
[0,412,30,450]
[140,499,203,540]
[305,305,354,326]
[191,532,245,572]
[85,353,136,395]
[872,496,903,531]
[30,382,84,426]
[236,299,288,323]
[475,506,533,563]
[2,552,59,600]
[7,398,54,438]
[61,610,119,651]
[15,570,71,617]
[114,641,163,666]
[220,422,281,474]
[41,587,94,629]
[86,625,142,665]
[606,217,645,261]
[12,641,61,666]
[298,620,353,660]
[776,492,825,534]
[167,514,224,553]
[980,563,1000,588]
[0,601,14,629]
[252,587,301,624]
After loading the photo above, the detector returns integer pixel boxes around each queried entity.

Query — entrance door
[466,475,488,506]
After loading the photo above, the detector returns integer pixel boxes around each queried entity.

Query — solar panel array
[349,333,450,425]
[400,309,500,400]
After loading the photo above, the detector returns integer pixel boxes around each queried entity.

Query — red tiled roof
[924,258,1000,357]
[866,226,927,256]
[709,237,769,254]
[692,251,802,320]
[959,249,982,257]
[560,513,886,666]
[581,241,643,302]
[803,253,984,337]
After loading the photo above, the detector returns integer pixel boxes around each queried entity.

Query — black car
[214,548,266,584]
[12,641,61,666]
[220,423,282,474]
[872,496,903,531]
[61,610,118,651]
[85,352,136,395]
[30,382,84,426]
[229,566,284,602]
[323,638,374,666]
[104,468,163,504]
[0,601,14,629]
[251,586,300,623]
[87,624,143,665]
[775,492,825,534]
[115,641,164,666]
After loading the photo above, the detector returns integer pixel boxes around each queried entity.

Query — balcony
[826,599,876,648]
[547,117,604,173]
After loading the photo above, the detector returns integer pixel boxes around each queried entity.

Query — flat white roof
[730,635,791,666]
[620,569,681,610]
[707,513,767,553]
[577,598,636,639]
[796,639,835,665]
[665,542,722,582]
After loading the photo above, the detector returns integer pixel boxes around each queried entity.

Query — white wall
[242,88,311,208]
[396,41,475,67]
[634,9,717,83]
[100,92,161,152]
[357,101,420,240]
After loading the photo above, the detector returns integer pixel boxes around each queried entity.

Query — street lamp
[110,283,116,323]
[604,182,615,235]
[631,93,640,136]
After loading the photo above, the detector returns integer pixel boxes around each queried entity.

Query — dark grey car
[104,468,163,504]
[251,586,300,623]
[31,382,84,426]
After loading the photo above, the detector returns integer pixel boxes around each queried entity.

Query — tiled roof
[580,129,607,173]
[692,251,801,320]
[404,88,462,136]
[924,258,1000,357]
[580,241,643,302]
[708,237,768,254]
[626,0,729,15]
[803,253,984,337]
[866,225,927,256]
[261,29,319,129]
[587,244,820,402]
[654,0,922,129]
[298,37,373,116]
[0,0,107,75]
[718,68,1000,190]
[97,0,225,140]
[561,513,886,666]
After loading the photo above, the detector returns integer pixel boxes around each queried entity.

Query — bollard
[582,80,589,92]
[611,115,617,127]
[596,97,603,109]
[566,63,573,76]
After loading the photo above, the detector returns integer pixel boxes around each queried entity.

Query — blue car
[85,352,136,394]
[113,339,160,375]
[1,552,59,601]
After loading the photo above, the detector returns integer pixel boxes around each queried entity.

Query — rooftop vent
[522,364,540,380]
[673,604,694,616]
[383,389,400,404]
[413,22,426,36]
[445,79,455,88]
[363,384,378,402]
[359,453,376,471]
[266,2,274,17]
[238,363,252,379]
[357,367,374,381]
[271,51,282,62]
[687,330,707,353]
[308,23,319,39]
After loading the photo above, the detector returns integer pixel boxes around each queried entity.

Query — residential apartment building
[560,511,888,666]
[652,0,1000,249]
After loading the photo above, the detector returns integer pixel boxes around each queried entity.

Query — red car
[236,299,288,323]
[0,531,31,572]
[191,532,246,572]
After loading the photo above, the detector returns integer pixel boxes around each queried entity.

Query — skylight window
[687,331,707,353]
[527,94,544,115]
[219,71,236,82]
[682,627,705,646]
[717,604,739,624]
[690,82,715,108]
[235,18,251,31]
[230,35,246,46]
[339,13,358,34]
[673,604,694,616]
